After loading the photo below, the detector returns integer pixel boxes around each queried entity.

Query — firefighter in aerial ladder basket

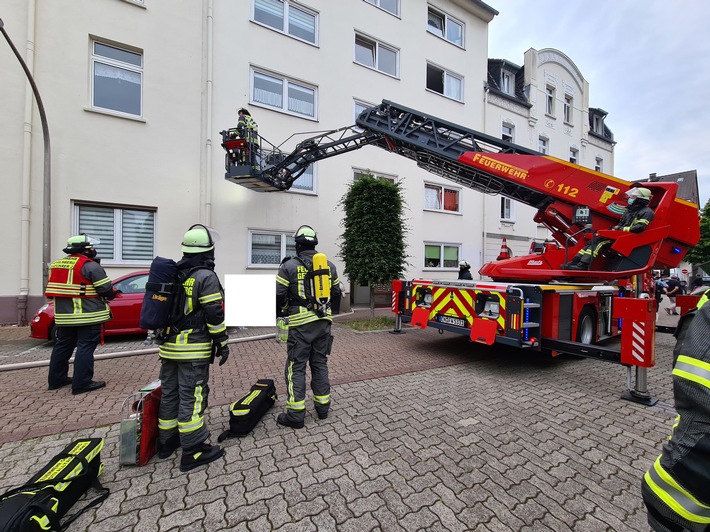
[562,187,655,270]
[641,294,710,531]
[237,107,259,168]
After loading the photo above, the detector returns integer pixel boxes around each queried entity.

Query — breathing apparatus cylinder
[312,253,330,304]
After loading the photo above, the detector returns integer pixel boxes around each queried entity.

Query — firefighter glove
[217,344,230,366]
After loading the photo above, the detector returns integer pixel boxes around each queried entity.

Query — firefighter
[458,260,473,280]
[237,107,259,168]
[46,234,115,394]
[562,187,655,270]
[642,294,710,531]
[156,224,229,472]
[275,225,341,428]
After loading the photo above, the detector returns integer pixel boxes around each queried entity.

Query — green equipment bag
[218,379,277,441]
[0,438,109,531]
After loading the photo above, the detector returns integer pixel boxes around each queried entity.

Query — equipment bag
[140,256,179,331]
[119,384,162,467]
[218,380,277,441]
[0,438,109,531]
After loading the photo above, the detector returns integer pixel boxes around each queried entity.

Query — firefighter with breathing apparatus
[275,225,341,428]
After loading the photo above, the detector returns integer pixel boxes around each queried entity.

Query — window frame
[424,182,461,214]
[363,0,399,16]
[74,202,156,266]
[501,122,514,143]
[501,71,514,95]
[569,147,578,164]
[427,6,464,48]
[289,163,316,193]
[500,197,515,222]
[90,39,143,118]
[424,242,461,270]
[545,85,555,117]
[250,67,317,119]
[248,229,297,268]
[252,0,319,46]
[595,157,603,173]
[354,32,399,77]
[426,62,464,102]
[564,94,573,124]
[353,167,397,184]
[538,136,548,154]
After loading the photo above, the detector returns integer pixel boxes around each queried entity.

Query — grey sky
[487,0,710,207]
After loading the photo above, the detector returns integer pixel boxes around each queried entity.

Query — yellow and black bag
[0,438,109,531]
[218,379,277,441]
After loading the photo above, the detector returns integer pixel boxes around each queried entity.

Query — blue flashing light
[524,298,530,341]
[671,246,682,254]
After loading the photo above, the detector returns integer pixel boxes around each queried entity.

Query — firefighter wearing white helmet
[642,294,710,531]
[46,234,115,394]
[562,186,655,271]
[157,224,228,472]
[275,225,342,428]
[458,260,472,280]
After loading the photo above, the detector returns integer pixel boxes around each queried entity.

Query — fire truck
[221,100,700,403]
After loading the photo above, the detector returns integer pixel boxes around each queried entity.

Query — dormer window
[593,115,603,134]
[501,71,514,95]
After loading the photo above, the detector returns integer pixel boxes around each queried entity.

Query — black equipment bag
[218,380,277,441]
[0,438,109,531]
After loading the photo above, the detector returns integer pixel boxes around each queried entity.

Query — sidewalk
[0,306,680,531]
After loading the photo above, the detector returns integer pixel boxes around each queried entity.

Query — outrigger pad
[411,307,431,329]
[470,318,497,345]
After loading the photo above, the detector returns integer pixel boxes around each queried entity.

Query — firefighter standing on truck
[156,224,229,472]
[46,234,114,395]
[642,293,710,531]
[275,225,341,428]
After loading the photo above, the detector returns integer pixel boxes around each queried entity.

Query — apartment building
[1,0,614,323]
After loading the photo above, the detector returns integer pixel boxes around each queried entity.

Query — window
[427,7,463,47]
[354,168,396,184]
[251,69,316,118]
[426,63,463,101]
[564,95,573,124]
[545,86,555,116]
[354,33,398,77]
[249,231,296,266]
[501,71,514,95]
[569,147,578,164]
[253,0,317,44]
[75,204,155,263]
[502,123,514,143]
[91,40,142,117]
[592,115,604,134]
[595,157,603,173]
[538,136,548,154]
[364,0,399,16]
[424,183,460,213]
[425,243,460,269]
[500,197,515,221]
[290,164,315,192]
[353,99,375,128]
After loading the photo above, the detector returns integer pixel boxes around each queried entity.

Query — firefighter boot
[561,258,584,270]
[277,413,305,429]
[157,434,180,459]
[180,442,224,472]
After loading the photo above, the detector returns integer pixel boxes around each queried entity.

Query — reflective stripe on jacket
[46,255,101,298]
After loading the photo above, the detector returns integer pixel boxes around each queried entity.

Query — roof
[646,170,700,206]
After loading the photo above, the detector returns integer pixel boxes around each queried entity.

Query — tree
[684,198,710,272]
[338,175,408,315]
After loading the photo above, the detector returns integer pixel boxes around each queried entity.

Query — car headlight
[37,304,49,313]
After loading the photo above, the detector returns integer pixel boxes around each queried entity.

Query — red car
[30,270,150,340]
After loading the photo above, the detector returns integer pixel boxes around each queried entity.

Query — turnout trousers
[158,359,211,451]
[48,323,100,391]
[283,319,333,423]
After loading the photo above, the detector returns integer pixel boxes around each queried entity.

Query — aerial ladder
[221,100,700,404]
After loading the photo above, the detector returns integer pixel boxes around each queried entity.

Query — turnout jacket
[237,114,258,143]
[45,254,114,326]
[276,249,341,328]
[612,202,654,233]
[643,298,710,529]
[159,262,227,361]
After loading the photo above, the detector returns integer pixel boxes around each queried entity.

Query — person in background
[654,275,668,314]
[665,276,681,316]
[458,260,473,280]
[46,234,114,395]
[691,273,705,290]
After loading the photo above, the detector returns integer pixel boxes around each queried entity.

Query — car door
[109,273,149,333]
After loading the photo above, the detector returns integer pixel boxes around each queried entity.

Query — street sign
[682,269,689,274]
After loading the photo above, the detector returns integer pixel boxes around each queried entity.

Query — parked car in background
[30,270,150,341]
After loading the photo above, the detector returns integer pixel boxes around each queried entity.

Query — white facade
[1,0,615,323]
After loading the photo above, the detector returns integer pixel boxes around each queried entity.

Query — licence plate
[438,315,466,328]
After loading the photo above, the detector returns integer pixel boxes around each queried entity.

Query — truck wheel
[576,307,596,345]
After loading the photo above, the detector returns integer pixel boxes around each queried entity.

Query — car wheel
[48,324,58,343]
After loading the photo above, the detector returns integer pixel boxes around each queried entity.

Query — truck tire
[576,307,596,345]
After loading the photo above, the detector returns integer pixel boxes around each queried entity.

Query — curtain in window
[443,246,459,268]
[424,185,442,209]
[288,6,315,43]
[427,12,444,37]
[287,83,314,116]
[254,0,284,29]
[425,245,441,267]
[291,165,314,190]
[380,0,398,14]
[122,209,154,261]
[252,233,281,265]
[447,20,463,46]
[79,205,115,260]
[443,189,458,211]
[253,72,283,108]
[444,74,461,100]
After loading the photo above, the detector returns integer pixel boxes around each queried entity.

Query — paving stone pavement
[0,308,681,531]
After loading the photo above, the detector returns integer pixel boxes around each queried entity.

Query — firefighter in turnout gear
[46,234,114,394]
[237,107,259,168]
[642,294,710,531]
[275,225,341,428]
[157,224,228,472]
[562,187,655,271]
